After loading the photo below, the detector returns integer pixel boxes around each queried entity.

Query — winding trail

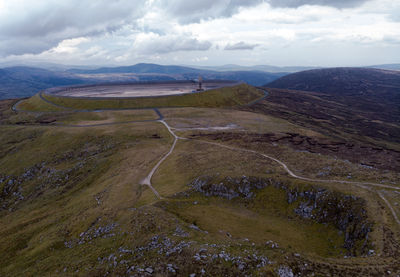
[9,90,400,225]
[191,139,400,191]
[185,138,400,226]
[139,120,181,199]
[378,191,400,225]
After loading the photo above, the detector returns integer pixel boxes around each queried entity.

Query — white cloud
[50,37,90,54]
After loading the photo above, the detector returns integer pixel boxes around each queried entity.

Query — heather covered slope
[266,67,400,97]
[266,67,400,121]
[257,68,400,151]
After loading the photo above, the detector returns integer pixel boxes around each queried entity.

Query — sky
[0,0,399,67]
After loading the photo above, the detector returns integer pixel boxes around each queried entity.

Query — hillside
[266,67,400,100]
[0,67,86,100]
[1,83,400,276]
[258,68,400,149]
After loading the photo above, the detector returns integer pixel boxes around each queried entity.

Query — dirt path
[192,139,400,191]
[139,120,181,199]
[378,191,400,225]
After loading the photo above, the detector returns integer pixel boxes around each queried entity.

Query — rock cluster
[0,140,115,211]
[287,188,372,255]
[277,265,295,277]
[94,235,271,276]
[64,220,118,248]
[189,175,270,200]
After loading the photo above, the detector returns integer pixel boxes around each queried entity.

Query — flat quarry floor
[52,81,238,98]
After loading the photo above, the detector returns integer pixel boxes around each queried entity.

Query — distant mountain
[367,64,400,71]
[190,64,319,73]
[0,67,87,99]
[200,70,286,86]
[266,67,400,100]
[67,63,212,75]
[68,63,287,86]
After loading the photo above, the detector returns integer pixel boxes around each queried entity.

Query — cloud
[268,0,371,9]
[224,41,259,50]
[133,33,212,54]
[157,0,264,23]
[0,0,399,67]
[0,0,145,55]
[192,56,209,62]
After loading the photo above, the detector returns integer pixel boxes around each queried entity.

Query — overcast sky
[0,0,399,67]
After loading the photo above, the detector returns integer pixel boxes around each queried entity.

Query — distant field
[23,84,264,110]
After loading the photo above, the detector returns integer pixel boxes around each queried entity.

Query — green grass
[0,122,175,276]
[149,139,284,200]
[39,84,264,110]
[16,94,66,112]
[165,189,345,257]
[59,109,158,124]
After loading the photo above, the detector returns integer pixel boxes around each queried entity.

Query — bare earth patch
[51,81,239,98]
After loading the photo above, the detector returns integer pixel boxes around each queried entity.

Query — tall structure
[197,75,204,92]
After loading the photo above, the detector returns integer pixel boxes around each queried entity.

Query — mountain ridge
[0,64,287,99]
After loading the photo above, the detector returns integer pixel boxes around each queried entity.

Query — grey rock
[277,265,294,277]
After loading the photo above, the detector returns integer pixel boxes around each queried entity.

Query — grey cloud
[268,0,371,8]
[0,0,144,56]
[0,37,59,56]
[225,41,259,50]
[388,7,400,22]
[137,36,212,54]
[382,35,400,45]
[158,0,264,24]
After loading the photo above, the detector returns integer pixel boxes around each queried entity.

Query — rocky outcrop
[188,175,372,256]
[287,188,371,256]
[0,140,115,211]
[95,235,270,276]
[189,175,270,200]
